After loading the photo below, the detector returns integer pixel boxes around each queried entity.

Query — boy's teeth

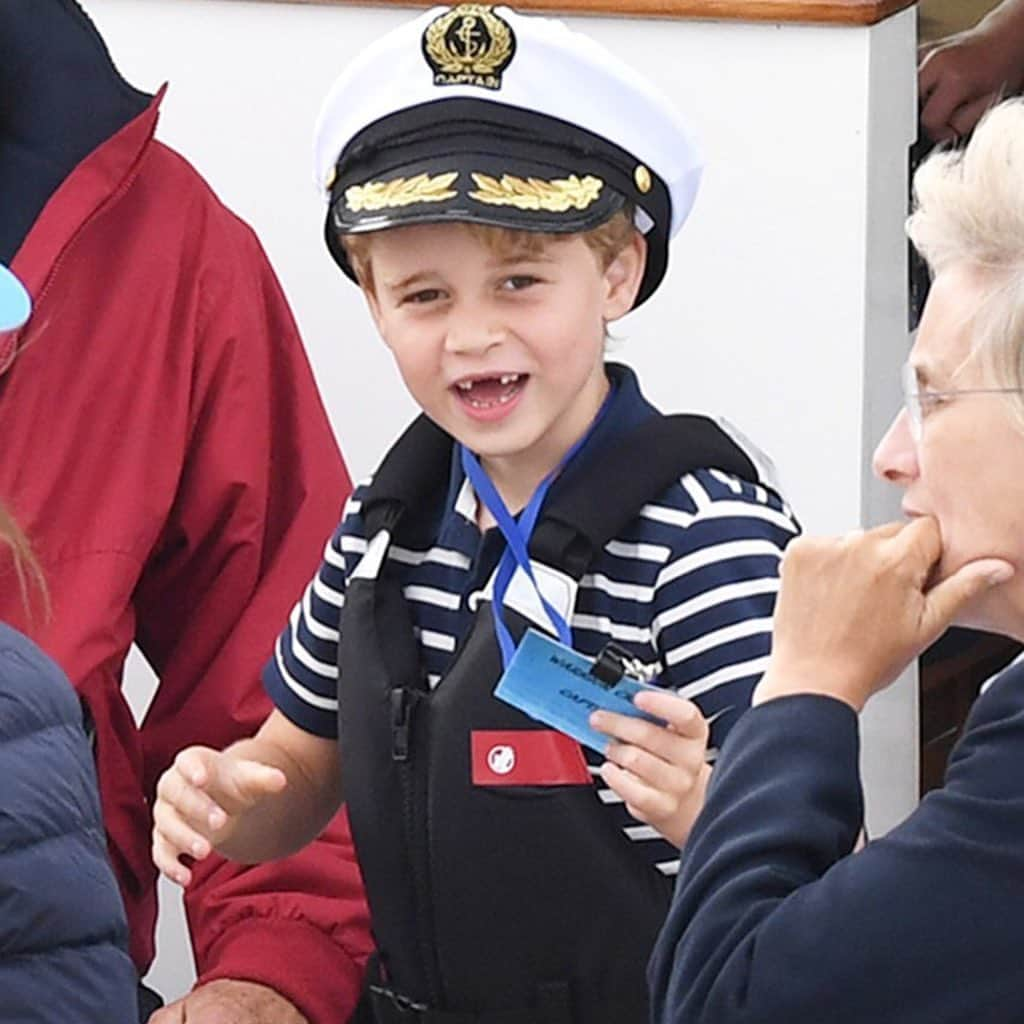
[453,373,525,409]
[456,373,520,390]
[467,390,518,409]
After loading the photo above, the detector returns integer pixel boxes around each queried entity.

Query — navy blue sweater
[0,623,136,1021]
[650,661,1024,1024]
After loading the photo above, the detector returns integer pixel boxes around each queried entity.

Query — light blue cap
[0,264,31,332]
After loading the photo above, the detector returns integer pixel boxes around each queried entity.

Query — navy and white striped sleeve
[262,488,368,737]
[651,469,799,751]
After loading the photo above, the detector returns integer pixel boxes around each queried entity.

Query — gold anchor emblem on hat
[423,5,517,91]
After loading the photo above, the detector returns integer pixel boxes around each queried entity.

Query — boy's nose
[444,306,505,355]
[872,409,918,486]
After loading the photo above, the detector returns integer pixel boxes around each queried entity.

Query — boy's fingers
[631,690,707,739]
[153,801,214,861]
[157,769,228,833]
[220,759,288,809]
[599,762,675,822]
[171,746,218,789]
[591,696,707,761]
[152,832,193,888]
[592,710,692,765]
[604,740,700,795]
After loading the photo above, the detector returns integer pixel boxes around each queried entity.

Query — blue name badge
[493,628,665,755]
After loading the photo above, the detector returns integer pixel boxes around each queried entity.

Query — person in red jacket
[0,2,372,1022]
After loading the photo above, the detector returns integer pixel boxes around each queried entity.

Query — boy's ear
[603,231,647,321]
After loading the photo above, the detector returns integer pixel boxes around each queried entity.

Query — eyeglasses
[901,362,1024,441]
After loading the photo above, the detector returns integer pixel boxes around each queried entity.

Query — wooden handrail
[273,0,915,26]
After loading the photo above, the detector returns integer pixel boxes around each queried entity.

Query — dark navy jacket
[650,661,1024,1024]
[0,622,136,1022]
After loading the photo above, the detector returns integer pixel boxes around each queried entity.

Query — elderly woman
[0,264,136,1021]
[650,98,1024,1024]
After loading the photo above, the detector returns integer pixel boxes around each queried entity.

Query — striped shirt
[264,366,799,877]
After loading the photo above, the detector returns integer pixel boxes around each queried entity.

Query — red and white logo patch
[471,730,590,787]
[486,744,517,776]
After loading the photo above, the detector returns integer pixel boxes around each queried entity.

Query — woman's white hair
[909,98,1024,400]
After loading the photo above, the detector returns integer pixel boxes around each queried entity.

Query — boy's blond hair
[343,207,638,296]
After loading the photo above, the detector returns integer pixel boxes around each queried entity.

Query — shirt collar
[437,361,658,542]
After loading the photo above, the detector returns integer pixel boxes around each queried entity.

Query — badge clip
[590,641,661,689]
[589,642,632,689]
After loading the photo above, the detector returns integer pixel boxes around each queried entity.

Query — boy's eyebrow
[383,271,437,291]
[495,251,556,263]
[383,252,556,290]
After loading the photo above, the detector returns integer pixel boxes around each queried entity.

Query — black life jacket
[339,410,771,1024]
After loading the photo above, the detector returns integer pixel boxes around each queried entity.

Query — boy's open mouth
[453,373,527,409]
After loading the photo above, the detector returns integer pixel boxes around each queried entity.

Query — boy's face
[362,221,645,490]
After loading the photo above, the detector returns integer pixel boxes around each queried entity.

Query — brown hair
[0,504,49,621]
[344,206,638,296]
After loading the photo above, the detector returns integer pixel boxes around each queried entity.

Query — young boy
[153,6,799,1021]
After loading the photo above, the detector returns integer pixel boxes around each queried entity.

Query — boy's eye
[501,274,540,292]
[401,288,444,305]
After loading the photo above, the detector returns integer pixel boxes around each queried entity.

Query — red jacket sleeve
[132,220,373,1023]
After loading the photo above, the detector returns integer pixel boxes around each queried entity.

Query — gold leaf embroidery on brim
[469,173,604,213]
[345,172,459,213]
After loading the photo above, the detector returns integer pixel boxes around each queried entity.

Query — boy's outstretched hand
[152,747,287,887]
[590,691,710,848]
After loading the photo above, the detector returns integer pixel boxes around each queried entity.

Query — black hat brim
[325,99,671,308]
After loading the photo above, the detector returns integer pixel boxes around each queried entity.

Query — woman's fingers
[923,557,1014,639]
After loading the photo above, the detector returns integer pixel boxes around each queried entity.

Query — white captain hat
[313,4,702,308]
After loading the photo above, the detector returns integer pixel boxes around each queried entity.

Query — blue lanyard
[459,387,614,668]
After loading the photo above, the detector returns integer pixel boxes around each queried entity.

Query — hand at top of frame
[147,979,308,1024]
[919,1,1024,143]
[753,517,1013,713]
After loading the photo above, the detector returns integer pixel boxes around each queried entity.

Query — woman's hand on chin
[753,517,1014,712]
